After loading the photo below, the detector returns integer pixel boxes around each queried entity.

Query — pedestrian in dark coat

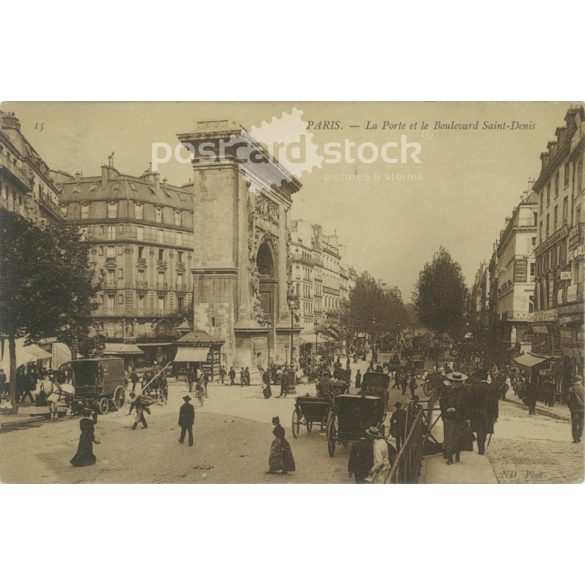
[280,369,289,398]
[267,416,295,474]
[355,369,362,389]
[524,378,538,415]
[468,369,498,455]
[348,437,373,483]
[567,376,584,443]
[400,373,408,396]
[178,395,195,446]
[70,417,100,467]
[228,367,236,385]
[440,372,471,464]
[130,369,140,394]
[408,375,417,399]
[240,368,245,387]
[219,366,226,385]
[389,401,407,451]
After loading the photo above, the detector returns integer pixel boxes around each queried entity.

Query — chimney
[162,178,168,189]
[101,165,109,188]
[152,172,160,189]
[1,112,21,131]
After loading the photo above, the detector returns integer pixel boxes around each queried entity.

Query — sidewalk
[0,404,53,431]
[421,451,498,484]
[505,393,570,422]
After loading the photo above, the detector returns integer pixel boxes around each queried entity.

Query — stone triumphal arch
[178,121,302,371]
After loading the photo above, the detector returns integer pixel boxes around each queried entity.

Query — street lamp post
[285,344,289,364]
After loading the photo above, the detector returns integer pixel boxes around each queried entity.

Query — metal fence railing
[385,408,425,483]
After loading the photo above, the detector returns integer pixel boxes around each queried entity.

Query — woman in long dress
[267,417,295,474]
[70,417,100,467]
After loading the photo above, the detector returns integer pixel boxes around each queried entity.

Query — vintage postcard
[0,102,583,484]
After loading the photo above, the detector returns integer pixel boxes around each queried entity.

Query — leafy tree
[412,246,467,338]
[341,272,409,345]
[0,209,99,413]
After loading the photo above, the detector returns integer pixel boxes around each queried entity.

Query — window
[539,221,543,243]
[118,268,124,279]
[554,205,558,231]
[158,272,165,288]
[135,202,143,220]
[155,207,162,223]
[138,246,144,259]
[98,246,104,256]
[177,273,184,289]
[137,269,145,284]
[530,263,535,277]
[578,158,583,192]
[106,246,115,258]
[117,293,124,305]
[107,225,116,240]
[158,249,164,262]
[107,201,118,219]
[528,295,534,313]
[554,172,559,197]
[564,162,570,188]
[81,202,89,219]
[157,229,163,243]
[532,212,537,226]
[106,295,115,314]
[531,236,536,247]
[136,226,144,241]
[137,294,145,315]
[546,184,550,206]
[178,296,184,312]
[106,269,115,286]
[178,251,184,263]
[546,215,550,239]
[539,192,543,214]
[175,209,182,226]
[158,295,166,313]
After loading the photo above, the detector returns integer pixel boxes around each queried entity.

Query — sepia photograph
[0,101,583,484]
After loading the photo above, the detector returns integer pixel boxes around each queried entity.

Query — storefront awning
[299,334,316,345]
[104,343,144,356]
[514,353,550,368]
[0,341,52,381]
[173,347,210,362]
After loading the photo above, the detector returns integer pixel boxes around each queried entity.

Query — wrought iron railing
[385,408,425,483]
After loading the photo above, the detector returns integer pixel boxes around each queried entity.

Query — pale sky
[4,101,571,299]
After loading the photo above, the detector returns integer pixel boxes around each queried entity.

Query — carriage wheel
[327,420,336,457]
[306,421,313,433]
[113,386,126,410]
[98,397,109,415]
[291,409,300,438]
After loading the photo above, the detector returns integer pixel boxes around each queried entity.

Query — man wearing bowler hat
[178,395,195,446]
[389,401,407,451]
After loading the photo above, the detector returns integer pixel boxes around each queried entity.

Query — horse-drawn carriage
[67,357,127,415]
[326,393,386,457]
[324,371,390,456]
[290,375,348,439]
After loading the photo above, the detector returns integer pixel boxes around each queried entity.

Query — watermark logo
[151,108,423,178]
